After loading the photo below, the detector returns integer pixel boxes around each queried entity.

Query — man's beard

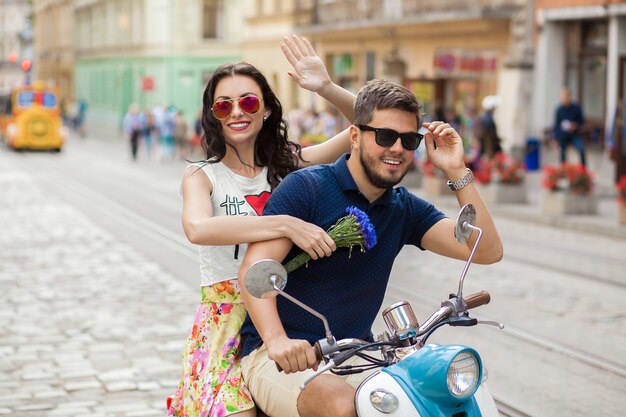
[359,145,410,189]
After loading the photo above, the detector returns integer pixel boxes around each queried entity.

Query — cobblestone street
[0,166,196,416]
[1,135,625,416]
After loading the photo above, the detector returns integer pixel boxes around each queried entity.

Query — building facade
[33,0,75,101]
[244,0,533,151]
[70,0,244,133]
[0,0,33,95]
[242,0,304,112]
[532,0,626,147]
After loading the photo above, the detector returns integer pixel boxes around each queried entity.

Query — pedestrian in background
[173,110,189,160]
[191,109,203,159]
[167,34,356,417]
[65,97,78,132]
[122,103,144,161]
[554,86,586,167]
[476,95,502,160]
[286,105,305,143]
[75,98,88,138]
[159,106,177,162]
[143,109,157,159]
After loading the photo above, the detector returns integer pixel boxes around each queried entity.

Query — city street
[1,133,625,417]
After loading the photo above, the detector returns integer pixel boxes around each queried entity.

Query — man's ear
[349,125,360,149]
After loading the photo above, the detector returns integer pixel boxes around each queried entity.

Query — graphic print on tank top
[245,191,271,215]
[219,195,248,216]
[218,191,272,260]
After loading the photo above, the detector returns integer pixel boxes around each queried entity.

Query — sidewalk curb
[407,189,626,241]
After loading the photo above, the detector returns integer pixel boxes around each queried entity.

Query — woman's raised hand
[281,34,331,94]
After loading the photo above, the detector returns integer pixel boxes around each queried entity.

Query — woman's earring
[263,115,268,121]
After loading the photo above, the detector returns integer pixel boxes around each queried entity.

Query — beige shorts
[241,344,378,417]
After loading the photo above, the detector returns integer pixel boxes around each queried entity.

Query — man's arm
[420,121,503,264]
[421,184,502,265]
[238,237,320,373]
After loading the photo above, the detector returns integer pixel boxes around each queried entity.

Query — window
[330,53,356,92]
[366,51,376,81]
[203,0,220,39]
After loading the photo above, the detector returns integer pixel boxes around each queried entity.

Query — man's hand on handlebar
[266,336,320,373]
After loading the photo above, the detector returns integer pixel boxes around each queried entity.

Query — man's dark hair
[353,79,422,126]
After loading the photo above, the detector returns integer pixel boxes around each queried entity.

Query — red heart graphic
[245,191,272,215]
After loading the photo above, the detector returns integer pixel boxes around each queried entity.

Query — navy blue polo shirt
[240,154,446,356]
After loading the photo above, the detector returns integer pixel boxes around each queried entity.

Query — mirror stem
[456,223,482,300]
[271,276,335,345]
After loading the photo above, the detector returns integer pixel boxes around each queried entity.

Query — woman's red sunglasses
[211,95,263,120]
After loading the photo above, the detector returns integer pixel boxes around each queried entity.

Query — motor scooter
[244,204,504,416]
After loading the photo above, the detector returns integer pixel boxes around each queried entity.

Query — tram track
[30,164,196,261]
[501,242,626,289]
[429,199,626,289]
[385,283,626,378]
[29,162,555,417]
[8,147,625,416]
[493,396,541,417]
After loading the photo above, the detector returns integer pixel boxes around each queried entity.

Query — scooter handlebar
[314,342,323,361]
[464,290,491,309]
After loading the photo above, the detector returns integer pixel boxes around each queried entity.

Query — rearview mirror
[244,259,288,298]
[455,204,477,244]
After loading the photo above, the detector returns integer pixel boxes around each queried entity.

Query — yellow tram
[0,81,66,151]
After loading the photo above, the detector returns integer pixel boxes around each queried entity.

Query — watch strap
[446,168,474,191]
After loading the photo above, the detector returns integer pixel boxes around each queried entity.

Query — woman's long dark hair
[201,62,303,190]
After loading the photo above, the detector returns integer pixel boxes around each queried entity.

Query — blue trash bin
[525,137,540,171]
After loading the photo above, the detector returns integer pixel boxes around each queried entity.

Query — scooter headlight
[382,344,483,407]
[447,351,480,398]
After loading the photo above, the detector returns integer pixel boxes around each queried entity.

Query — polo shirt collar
[333,153,394,206]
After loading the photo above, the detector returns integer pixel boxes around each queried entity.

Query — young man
[554,86,586,167]
[238,79,503,417]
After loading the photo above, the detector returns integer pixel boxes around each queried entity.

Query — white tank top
[196,162,271,286]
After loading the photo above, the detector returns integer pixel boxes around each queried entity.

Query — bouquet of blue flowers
[284,206,377,273]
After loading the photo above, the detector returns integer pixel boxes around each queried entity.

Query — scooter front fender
[354,344,499,416]
[355,370,421,417]
[355,371,498,417]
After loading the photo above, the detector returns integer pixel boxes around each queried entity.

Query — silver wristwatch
[446,168,474,191]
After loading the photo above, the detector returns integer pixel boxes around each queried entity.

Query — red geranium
[616,175,626,206]
[542,163,594,195]
[475,152,525,185]
[422,160,436,177]
[422,160,447,178]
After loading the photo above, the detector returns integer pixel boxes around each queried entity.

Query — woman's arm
[281,35,355,166]
[281,35,355,122]
[181,166,336,259]
[299,128,351,167]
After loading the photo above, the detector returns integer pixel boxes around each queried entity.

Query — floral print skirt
[168,279,254,417]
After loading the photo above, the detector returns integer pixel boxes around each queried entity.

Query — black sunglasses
[357,125,423,151]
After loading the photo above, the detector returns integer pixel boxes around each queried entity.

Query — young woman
[168,35,355,417]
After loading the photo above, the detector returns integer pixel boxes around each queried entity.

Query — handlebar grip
[275,343,324,373]
[313,342,323,362]
[464,290,491,309]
